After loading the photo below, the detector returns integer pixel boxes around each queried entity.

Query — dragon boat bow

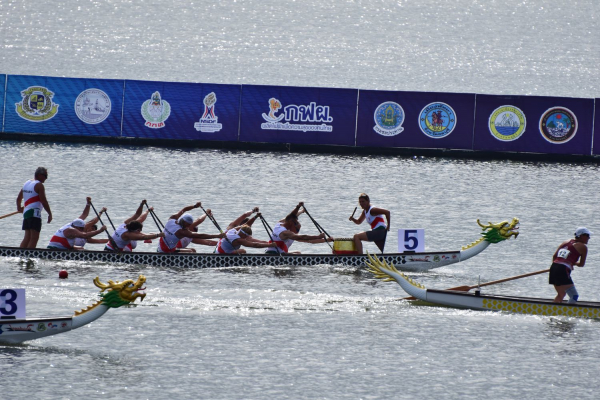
[0,218,519,270]
[366,255,600,319]
[0,275,146,344]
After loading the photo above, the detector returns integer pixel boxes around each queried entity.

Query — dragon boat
[0,218,519,270]
[366,255,600,319]
[0,275,146,344]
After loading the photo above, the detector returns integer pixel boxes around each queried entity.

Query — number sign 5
[0,288,26,319]
[398,229,425,253]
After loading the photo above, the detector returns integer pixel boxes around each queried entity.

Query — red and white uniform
[177,237,193,249]
[157,219,182,253]
[22,180,42,220]
[123,241,137,252]
[553,239,582,271]
[365,206,387,230]
[105,223,131,251]
[268,223,294,253]
[48,223,76,250]
[215,229,242,254]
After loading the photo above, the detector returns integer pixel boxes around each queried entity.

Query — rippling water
[1,141,600,399]
[1,0,600,398]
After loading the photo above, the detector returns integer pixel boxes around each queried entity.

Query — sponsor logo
[141,91,171,129]
[419,102,456,139]
[37,323,46,332]
[15,86,60,122]
[194,92,222,133]
[539,107,578,144]
[261,97,333,132]
[373,101,404,136]
[74,88,111,124]
[61,322,68,328]
[47,322,58,329]
[4,324,35,333]
[488,105,526,141]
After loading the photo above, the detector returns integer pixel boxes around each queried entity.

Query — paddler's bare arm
[574,243,588,267]
[16,189,24,213]
[349,211,366,225]
[36,182,52,223]
[122,231,164,241]
[125,200,147,224]
[169,202,201,220]
[79,197,92,220]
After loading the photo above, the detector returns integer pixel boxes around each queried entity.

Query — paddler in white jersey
[71,197,109,249]
[349,193,391,254]
[157,202,224,253]
[174,209,221,252]
[104,200,164,252]
[16,167,53,248]
[266,202,332,254]
[47,218,108,251]
[215,224,276,254]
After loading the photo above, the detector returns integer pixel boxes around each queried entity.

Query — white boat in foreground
[0,275,146,344]
[366,254,600,319]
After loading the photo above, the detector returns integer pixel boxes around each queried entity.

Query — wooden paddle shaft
[350,207,357,219]
[403,268,550,300]
[0,211,20,220]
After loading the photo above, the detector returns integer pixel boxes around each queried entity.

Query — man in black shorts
[16,167,53,248]
[548,227,591,303]
[349,193,391,254]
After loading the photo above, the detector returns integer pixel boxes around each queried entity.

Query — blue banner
[594,99,600,155]
[356,90,475,150]
[121,80,241,142]
[239,85,358,146]
[0,74,5,132]
[3,75,124,137]
[473,94,594,155]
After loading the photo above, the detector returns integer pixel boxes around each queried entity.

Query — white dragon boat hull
[366,255,600,319]
[0,276,146,344]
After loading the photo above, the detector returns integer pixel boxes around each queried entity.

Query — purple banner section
[0,74,5,131]
[473,94,594,155]
[3,75,124,137]
[122,80,241,142]
[239,85,358,146]
[593,99,600,155]
[356,90,475,150]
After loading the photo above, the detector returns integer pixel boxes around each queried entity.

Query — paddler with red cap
[157,202,224,253]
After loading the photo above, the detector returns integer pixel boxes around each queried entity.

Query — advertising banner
[0,74,5,132]
[593,99,600,155]
[121,80,241,142]
[356,90,476,150]
[3,75,124,137]
[473,94,594,155]
[239,85,358,146]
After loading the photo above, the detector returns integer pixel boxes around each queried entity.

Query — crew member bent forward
[549,227,591,304]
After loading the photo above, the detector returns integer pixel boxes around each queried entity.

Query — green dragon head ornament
[74,275,146,316]
[461,218,519,250]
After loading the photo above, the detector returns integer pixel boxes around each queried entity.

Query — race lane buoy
[59,270,68,279]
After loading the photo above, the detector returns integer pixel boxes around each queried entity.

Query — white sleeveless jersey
[157,219,182,253]
[106,223,131,251]
[178,237,193,248]
[22,180,42,219]
[123,241,137,252]
[365,206,386,230]
[216,228,242,254]
[74,237,87,247]
[48,223,76,250]
[268,223,294,253]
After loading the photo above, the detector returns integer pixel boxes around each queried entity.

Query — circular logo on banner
[488,105,526,142]
[15,86,60,122]
[74,89,111,124]
[539,107,578,144]
[373,101,404,137]
[419,102,456,139]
